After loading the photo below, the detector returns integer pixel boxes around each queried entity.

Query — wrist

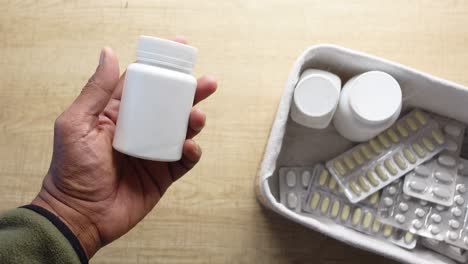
[31,189,101,258]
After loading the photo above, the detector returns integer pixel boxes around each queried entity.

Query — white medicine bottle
[113,36,197,161]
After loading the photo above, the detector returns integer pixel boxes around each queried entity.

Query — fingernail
[195,144,202,156]
[99,49,105,65]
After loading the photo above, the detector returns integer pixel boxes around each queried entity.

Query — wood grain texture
[1,0,468,263]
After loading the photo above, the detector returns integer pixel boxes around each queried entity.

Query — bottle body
[113,62,197,161]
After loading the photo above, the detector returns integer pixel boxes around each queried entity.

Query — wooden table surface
[1,1,468,263]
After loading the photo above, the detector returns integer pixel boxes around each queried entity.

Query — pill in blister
[419,199,429,206]
[360,145,373,160]
[388,186,397,195]
[310,192,320,210]
[431,130,445,145]
[415,208,426,218]
[457,184,466,194]
[395,214,406,224]
[449,232,459,241]
[357,176,370,192]
[415,111,428,125]
[328,176,337,190]
[430,225,441,235]
[341,204,351,221]
[369,138,383,154]
[403,147,417,164]
[318,170,328,186]
[320,196,330,213]
[372,218,382,233]
[449,220,460,229]
[399,203,409,212]
[396,123,409,137]
[338,186,345,194]
[433,187,451,199]
[301,170,311,187]
[383,197,394,207]
[414,165,430,177]
[383,225,393,237]
[384,159,398,176]
[344,156,356,170]
[434,171,453,184]
[404,232,415,244]
[287,192,298,208]
[413,219,423,229]
[376,165,389,180]
[378,134,391,149]
[331,200,340,218]
[366,171,380,187]
[369,192,379,205]
[352,151,364,165]
[387,128,400,143]
[452,207,462,217]
[352,208,362,226]
[435,205,446,211]
[406,117,419,131]
[422,137,435,151]
[412,142,426,158]
[334,160,346,176]
[409,181,426,193]
[438,155,456,168]
[349,181,362,195]
[403,194,411,201]
[454,195,465,205]
[431,214,442,223]
[393,153,407,170]
[444,124,462,137]
[447,140,458,152]
[286,171,296,187]
[362,212,373,229]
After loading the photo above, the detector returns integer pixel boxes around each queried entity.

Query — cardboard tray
[255,44,468,264]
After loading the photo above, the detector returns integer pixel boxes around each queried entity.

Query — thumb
[69,47,120,118]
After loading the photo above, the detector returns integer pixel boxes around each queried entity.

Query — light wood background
[1,0,468,263]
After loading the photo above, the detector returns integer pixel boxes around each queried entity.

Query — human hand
[31,37,217,258]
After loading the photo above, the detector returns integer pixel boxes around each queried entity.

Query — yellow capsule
[375,165,389,181]
[403,147,417,164]
[328,176,337,191]
[310,192,321,210]
[360,145,373,160]
[320,196,330,214]
[344,156,355,170]
[422,137,435,151]
[431,129,445,145]
[318,169,329,186]
[362,212,373,229]
[384,159,398,176]
[406,117,419,131]
[372,219,382,233]
[393,153,407,170]
[352,151,364,165]
[412,142,426,158]
[338,185,344,193]
[349,181,362,195]
[341,204,351,221]
[369,192,380,205]
[357,176,371,192]
[387,128,400,143]
[331,200,340,218]
[369,139,383,154]
[383,224,393,237]
[366,171,380,186]
[404,232,415,244]
[333,160,347,176]
[378,134,391,148]
[414,111,428,125]
[396,123,409,137]
[352,208,362,226]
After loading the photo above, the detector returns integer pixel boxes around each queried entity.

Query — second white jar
[333,71,402,142]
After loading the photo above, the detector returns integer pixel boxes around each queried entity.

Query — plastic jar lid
[349,71,402,124]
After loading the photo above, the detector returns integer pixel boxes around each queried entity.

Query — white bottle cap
[136,35,197,74]
[348,71,402,125]
[291,69,341,129]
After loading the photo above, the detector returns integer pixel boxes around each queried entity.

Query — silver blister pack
[326,109,447,203]
[421,238,468,263]
[278,167,314,212]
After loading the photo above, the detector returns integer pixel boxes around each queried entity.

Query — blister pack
[421,238,468,263]
[326,109,447,203]
[278,167,314,212]
[402,115,466,206]
[303,186,417,249]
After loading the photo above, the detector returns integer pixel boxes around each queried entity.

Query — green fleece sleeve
[0,206,87,264]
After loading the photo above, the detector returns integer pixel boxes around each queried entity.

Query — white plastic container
[290,69,341,129]
[333,71,402,142]
[113,36,197,161]
[256,44,468,264]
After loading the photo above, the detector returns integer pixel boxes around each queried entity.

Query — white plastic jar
[113,36,197,161]
[333,71,402,142]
